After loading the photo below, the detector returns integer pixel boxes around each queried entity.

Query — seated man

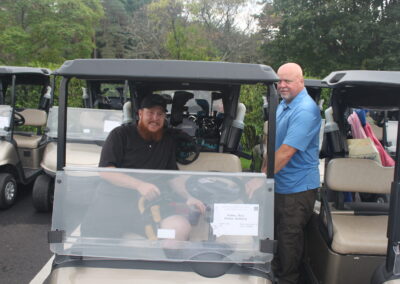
[94,94,205,241]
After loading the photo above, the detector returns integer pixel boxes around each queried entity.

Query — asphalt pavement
[0,183,52,284]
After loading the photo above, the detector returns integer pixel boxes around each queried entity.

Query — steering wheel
[14,112,25,126]
[185,175,245,205]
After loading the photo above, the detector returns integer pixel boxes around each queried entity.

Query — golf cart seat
[322,158,392,255]
[13,108,47,149]
[178,152,242,172]
[41,142,102,174]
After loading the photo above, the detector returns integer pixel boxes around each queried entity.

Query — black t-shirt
[99,124,178,170]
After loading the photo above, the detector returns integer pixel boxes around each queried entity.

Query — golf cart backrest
[178,152,242,172]
[14,109,47,149]
[326,158,392,194]
[18,108,47,126]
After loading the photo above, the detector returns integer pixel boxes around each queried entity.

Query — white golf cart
[0,66,52,209]
[46,59,280,284]
[305,70,400,284]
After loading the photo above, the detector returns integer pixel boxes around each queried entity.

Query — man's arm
[99,166,161,200]
[274,144,297,173]
[262,144,297,174]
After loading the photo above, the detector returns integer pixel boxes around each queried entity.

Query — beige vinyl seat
[178,152,242,172]
[13,109,47,149]
[323,158,393,255]
[41,142,102,174]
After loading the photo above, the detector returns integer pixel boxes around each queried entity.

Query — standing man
[267,63,321,284]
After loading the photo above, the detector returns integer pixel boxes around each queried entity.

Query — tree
[187,0,263,62]
[0,0,104,65]
[258,0,400,77]
[95,0,152,58]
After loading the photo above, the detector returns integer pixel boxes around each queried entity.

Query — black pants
[273,189,317,284]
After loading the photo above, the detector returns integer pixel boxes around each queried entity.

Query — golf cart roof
[0,66,51,76]
[55,59,279,84]
[324,70,400,88]
[323,70,400,109]
[304,79,329,88]
[0,66,51,85]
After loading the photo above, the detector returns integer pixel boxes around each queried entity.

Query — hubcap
[5,181,16,202]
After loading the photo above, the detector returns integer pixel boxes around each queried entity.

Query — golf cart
[304,70,400,284]
[32,81,126,212]
[0,66,52,209]
[46,59,280,283]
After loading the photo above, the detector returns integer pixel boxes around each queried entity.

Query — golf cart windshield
[50,167,274,264]
[0,105,11,136]
[46,106,123,141]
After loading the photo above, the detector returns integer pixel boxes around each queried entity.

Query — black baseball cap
[140,94,167,111]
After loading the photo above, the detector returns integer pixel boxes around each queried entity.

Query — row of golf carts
[0,60,399,284]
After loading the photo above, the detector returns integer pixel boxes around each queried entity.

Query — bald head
[277,63,305,103]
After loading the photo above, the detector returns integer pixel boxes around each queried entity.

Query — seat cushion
[14,134,43,149]
[41,142,102,173]
[178,153,242,172]
[331,214,388,255]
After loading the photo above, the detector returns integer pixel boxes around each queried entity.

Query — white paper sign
[103,120,120,133]
[0,117,10,129]
[211,203,259,237]
[157,229,176,239]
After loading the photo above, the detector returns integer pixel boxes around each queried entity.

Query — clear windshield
[163,90,213,115]
[0,105,12,136]
[51,167,274,265]
[47,106,123,141]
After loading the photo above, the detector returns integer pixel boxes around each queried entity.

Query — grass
[240,157,252,171]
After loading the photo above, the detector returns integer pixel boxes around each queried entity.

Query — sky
[236,0,264,33]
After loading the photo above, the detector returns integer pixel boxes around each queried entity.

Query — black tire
[32,174,54,212]
[0,173,18,209]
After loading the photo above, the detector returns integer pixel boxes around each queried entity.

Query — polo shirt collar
[280,88,308,110]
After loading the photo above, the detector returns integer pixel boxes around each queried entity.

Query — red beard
[137,119,163,142]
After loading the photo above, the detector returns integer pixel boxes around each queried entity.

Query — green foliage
[240,84,266,151]
[0,0,104,65]
[95,0,151,58]
[260,0,400,77]
[165,22,220,60]
[240,157,252,171]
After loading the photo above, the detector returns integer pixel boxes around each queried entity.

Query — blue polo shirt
[275,88,321,194]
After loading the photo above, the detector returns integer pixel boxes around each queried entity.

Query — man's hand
[137,182,161,200]
[186,196,206,214]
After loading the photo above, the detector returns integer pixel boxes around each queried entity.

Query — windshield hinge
[48,230,65,244]
[260,238,277,254]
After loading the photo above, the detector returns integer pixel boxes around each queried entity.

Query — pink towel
[364,123,395,167]
[347,112,367,139]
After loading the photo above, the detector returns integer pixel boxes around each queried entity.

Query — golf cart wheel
[32,174,54,212]
[0,173,18,209]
